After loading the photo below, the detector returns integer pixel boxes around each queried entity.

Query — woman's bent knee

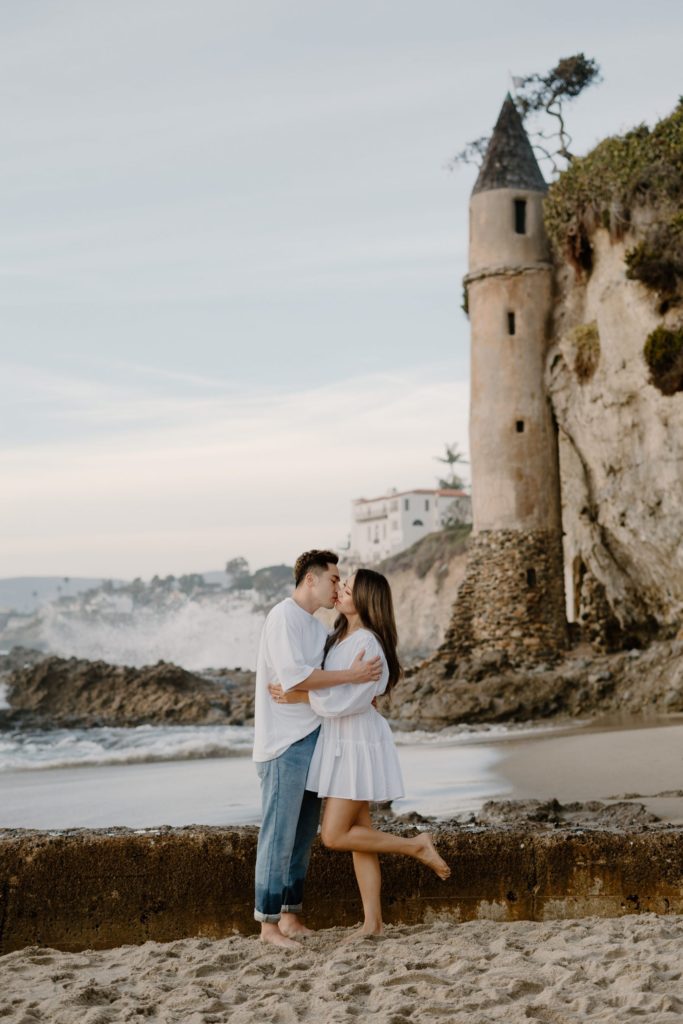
[320,827,344,850]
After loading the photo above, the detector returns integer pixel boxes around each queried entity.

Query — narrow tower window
[514,199,527,234]
[526,568,537,588]
[507,311,516,335]
[516,420,525,433]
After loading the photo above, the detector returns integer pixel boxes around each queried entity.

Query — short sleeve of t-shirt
[265,601,322,691]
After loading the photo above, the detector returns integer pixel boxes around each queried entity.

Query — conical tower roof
[472,94,547,195]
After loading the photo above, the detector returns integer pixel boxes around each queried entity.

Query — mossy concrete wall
[1,826,682,953]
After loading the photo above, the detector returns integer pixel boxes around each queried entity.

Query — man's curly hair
[293,549,339,587]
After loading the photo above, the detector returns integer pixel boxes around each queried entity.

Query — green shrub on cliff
[643,324,683,395]
[544,99,683,289]
[624,216,683,309]
[569,321,600,382]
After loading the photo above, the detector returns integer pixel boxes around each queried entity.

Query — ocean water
[0,720,569,773]
[0,724,255,771]
[0,720,576,829]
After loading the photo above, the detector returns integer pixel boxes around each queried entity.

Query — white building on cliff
[349,488,471,564]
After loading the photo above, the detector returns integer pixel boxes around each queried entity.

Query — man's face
[310,564,340,610]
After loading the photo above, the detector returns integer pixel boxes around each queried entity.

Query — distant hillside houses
[349,488,472,563]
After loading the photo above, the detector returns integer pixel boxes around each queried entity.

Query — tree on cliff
[451,53,602,176]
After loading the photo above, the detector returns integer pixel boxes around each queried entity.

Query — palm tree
[435,443,469,490]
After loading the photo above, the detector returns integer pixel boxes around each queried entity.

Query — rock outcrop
[4,631,683,732]
[388,637,683,729]
[2,655,255,728]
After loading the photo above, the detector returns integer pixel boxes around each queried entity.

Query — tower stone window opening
[514,199,527,234]
[516,420,525,433]
[526,568,537,588]
[507,311,516,335]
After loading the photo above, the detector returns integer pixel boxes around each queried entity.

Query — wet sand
[497,721,683,825]
[2,915,683,1022]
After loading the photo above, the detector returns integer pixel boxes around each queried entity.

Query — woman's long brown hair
[323,568,402,693]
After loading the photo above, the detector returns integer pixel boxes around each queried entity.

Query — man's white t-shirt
[252,597,327,763]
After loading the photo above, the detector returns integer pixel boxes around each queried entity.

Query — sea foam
[38,593,265,670]
[0,723,255,772]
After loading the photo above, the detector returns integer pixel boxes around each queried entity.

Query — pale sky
[2,0,682,578]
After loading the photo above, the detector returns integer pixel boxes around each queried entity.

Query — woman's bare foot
[413,833,451,880]
[341,923,383,944]
[260,923,299,949]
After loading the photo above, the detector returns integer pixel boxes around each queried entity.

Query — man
[253,548,382,948]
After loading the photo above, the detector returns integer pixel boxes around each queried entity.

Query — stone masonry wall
[442,529,567,664]
[2,825,683,952]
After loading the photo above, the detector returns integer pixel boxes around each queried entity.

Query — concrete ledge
[1,826,682,953]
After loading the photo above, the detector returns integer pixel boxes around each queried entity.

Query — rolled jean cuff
[254,909,281,924]
[281,903,303,913]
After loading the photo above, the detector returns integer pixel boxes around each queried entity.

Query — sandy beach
[3,719,683,1023]
[2,915,683,1023]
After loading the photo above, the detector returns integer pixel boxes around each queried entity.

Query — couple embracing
[252,548,450,947]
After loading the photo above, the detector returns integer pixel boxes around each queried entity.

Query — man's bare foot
[260,923,299,949]
[414,833,451,880]
[279,913,315,939]
[279,923,315,939]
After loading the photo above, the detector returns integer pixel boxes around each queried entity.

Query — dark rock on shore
[474,798,660,829]
[3,634,682,732]
[1,653,255,729]
[386,637,683,728]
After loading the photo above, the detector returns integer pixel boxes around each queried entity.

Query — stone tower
[444,94,567,664]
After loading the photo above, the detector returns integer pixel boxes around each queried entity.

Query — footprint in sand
[330,980,372,996]
[385,971,450,988]
[214,953,242,967]
[71,985,120,1007]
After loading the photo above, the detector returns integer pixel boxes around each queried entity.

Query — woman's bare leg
[321,798,450,880]
[350,803,382,935]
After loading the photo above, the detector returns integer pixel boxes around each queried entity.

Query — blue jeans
[253,727,322,923]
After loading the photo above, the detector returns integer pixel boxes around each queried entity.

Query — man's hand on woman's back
[349,650,382,683]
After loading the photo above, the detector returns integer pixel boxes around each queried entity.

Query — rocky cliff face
[375,529,469,663]
[547,228,683,639]
[542,102,683,644]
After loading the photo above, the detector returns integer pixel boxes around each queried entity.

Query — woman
[270,568,450,938]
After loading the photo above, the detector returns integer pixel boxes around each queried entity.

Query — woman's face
[335,574,357,616]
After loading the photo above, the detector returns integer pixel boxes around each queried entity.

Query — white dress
[305,628,405,802]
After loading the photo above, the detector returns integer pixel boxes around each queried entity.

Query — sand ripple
[1,915,683,1023]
